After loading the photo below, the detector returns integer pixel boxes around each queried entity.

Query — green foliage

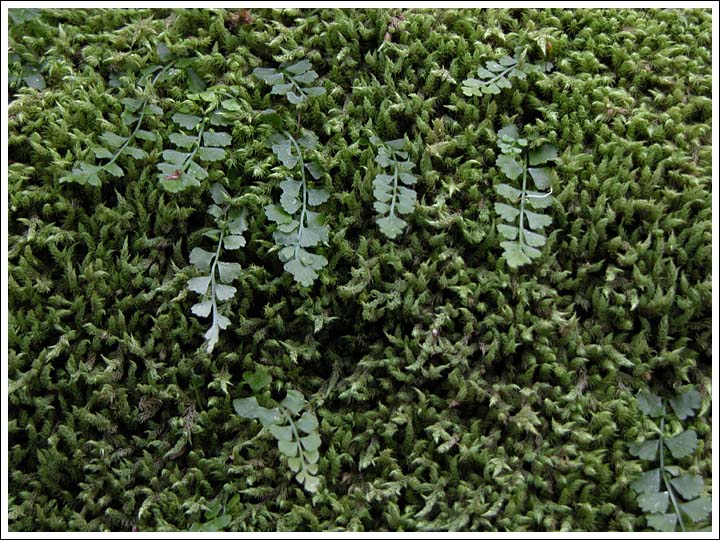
[188,496,234,532]
[259,103,329,286]
[9,8,42,24]
[59,40,226,189]
[254,60,329,287]
[234,388,322,493]
[462,47,552,96]
[242,366,272,394]
[60,82,164,187]
[370,136,418,239]
[493,125,555,267]
[58,41,197,187]
[629,387,711,532]
[147,42,207,93]
[8,9,45,91]
[158,88,239,193]
[187,183,247,354]
[9,52,45,91]
[253,59,326,105]
[7,7,713,533]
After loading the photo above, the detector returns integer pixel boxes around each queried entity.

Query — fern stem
[149,59,176,88]
[486,65,515,87]
[389,155,399,219]
[518,152,528,249]
[105,61,176,169]
[291,79,305,129]
[292,79,305,101]
[104,102,148,169]
[659,415,685,531]
[286,132,307,259]
[284,409,309,477]
[180,116,207,176]
[208,225,225,340]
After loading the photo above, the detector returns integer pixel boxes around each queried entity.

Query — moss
[8,7,712,532]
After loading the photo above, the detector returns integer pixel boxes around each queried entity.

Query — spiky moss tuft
[8,7,712,532]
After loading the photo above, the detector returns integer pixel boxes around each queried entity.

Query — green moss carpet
[7,7,713,532]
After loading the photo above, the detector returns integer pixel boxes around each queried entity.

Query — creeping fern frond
[188,497,232,532]
[59,69,167,187]
[253,59,326,105]
[187,183,247,354]
[254,60,328,286]
[370,136,417,239]
[60,40,218,188]
[629,387,711,532]
[462,47,552,96]
[158,88,240,193]
[152,41,207,93]
[234,388,322,493]
[258,102,329,287]
[264,126,329,287]
[494,124,556,268]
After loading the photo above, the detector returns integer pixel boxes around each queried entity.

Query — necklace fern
[630,387,711,532]
[255,61,329,287]
[187,183,247,354]
[462,46,552,96]
[370,136,418,239]
[59,66,168,187]
[494,124,556,268]
[264,125,329,287]
[234,383,322,493]
[60,40,212,188]
[253,59,326,105]
[158,88,240,193]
